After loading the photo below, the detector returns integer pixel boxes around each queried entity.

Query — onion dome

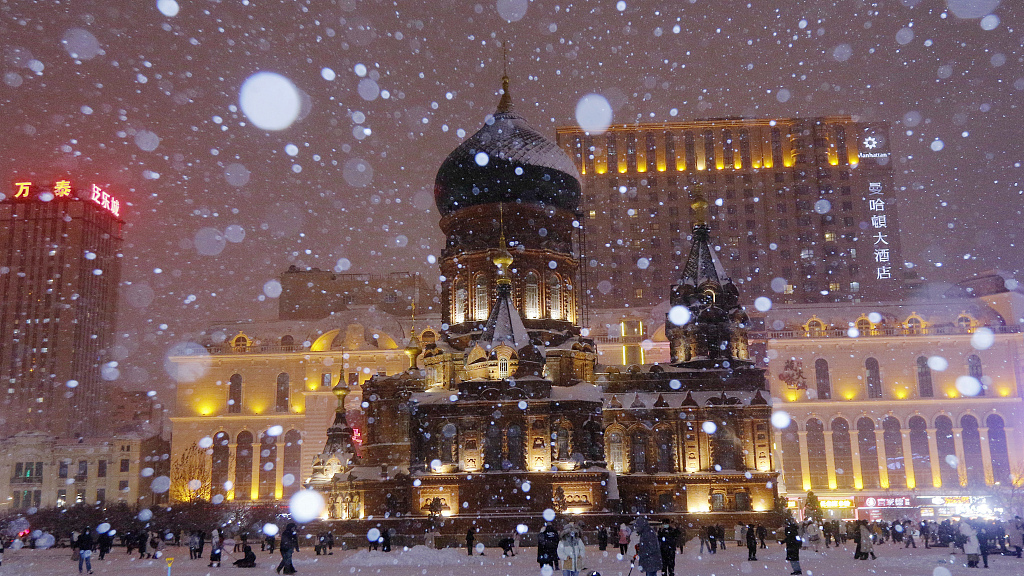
[434,76,582,216]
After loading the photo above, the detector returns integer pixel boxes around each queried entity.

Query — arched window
[882,417,906,488]
[276,373,290,412]
[259,434,277,499]
[906,317,922,334]
[556,424,571,460]
[961,415,985,487]
[865,358,882,398]
[934,416,959,488]
[987,415,1011,484]
[780,421,802,489]
[831,418,855,489]
[814,359,831,399]
[484,425,502,471]
[630,430,648,474]
[957,315,973,332]
[453,278,467,324]
[498,356,510,379]
[211,432,230,499]
[475,274,489,320]
[966,354,983,393]
[857,418,880,489]
[234,431,253,501]
[280,335,295,350]
[507,425,524,470]
[282,430,302,498]
[228,374,242,413]
[608,431,624,473]
[916,356,933,398]
[524,272,540,319]
[439,423,458,464]
[807,319,824,337]
[548,273,562,320]
[855,320,871,336]
[233,335,248,349]
[908,416,932,488]
[656,428,675,473]
[805,419,827,489]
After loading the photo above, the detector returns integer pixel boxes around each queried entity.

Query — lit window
[829,282,840,292]
[824,232,836,242]
[849,282,860,292]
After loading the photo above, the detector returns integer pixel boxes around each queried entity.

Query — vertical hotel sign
[857,124,895,283]
[10,180,121,218]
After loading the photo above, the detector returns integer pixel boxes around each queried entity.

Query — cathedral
[306,76,779,522]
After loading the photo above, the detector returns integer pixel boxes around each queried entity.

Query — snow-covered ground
[3,540,1022,576]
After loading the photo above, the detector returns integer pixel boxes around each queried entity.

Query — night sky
[1,0,1020,405]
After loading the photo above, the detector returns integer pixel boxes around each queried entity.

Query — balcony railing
[206,344,301,355]
[10,476,42,485]
[753,325,1020,340]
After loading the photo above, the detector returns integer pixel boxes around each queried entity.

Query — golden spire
[690,184,709,227]
[496,43,513,113]
[493,203,514,282]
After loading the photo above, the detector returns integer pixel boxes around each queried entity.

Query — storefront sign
[821,499,854,509]
[859,496,912,508]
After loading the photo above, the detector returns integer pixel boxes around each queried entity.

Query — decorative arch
[555,419,573,461]
[280,334,295,349]
[957,313,976,333]
[628,425,650,474]
[605,424,626,473]
[779,420,802,489]
[453,277,467,324]
[276,372,290,412]
[908,416,932,488]
[310,329,339,352]
[855,315,874,335]
[865,358,882,398]
[804,316,826,337]
[904,313,926,334]
[232,332,250,349]
[654,425,675,473]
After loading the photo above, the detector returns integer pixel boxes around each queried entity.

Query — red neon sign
[10,180,121,218]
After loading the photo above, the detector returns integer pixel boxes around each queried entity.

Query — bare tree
[170,444,211,503]
[991,464,1024,519]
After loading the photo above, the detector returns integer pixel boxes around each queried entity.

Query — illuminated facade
[556,117,903,319]
[764,271,1024,520]
[0,180,123,438]
[309,79,777,522]
[167,270,432,504]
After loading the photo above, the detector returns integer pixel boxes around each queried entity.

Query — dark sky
[1,0,1020,402]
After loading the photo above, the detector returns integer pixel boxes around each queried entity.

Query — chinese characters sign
[868,180,892,281]
[859,496,912,508]
[10,181,121,218]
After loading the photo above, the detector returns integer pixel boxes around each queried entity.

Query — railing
[753,325,1021,340]
[206,344,301,355]
[10,476,42,485]
[592,335,648,344]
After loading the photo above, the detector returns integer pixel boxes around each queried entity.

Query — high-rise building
[0,180,123,437]
[556,117,903,311]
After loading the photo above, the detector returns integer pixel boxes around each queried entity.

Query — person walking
[784,522,802,575]
[76,527,95,574]
[746,524,758,561]
[188,532,199,560]
[276,523,298,575]
[209,528,222,568]
[634,518,663,576]
[557,523,586,576]
[658,521,679,576]
[758,525,768,549]
[859,521,876,560]
[904,521,917,548]
[597,525,608,551]
[466,527,475,556]
[618,523,632,557]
